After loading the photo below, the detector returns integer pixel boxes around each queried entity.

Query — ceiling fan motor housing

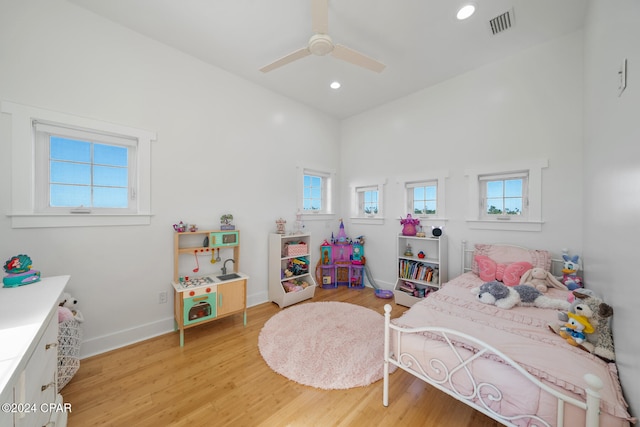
[309,34,334,56]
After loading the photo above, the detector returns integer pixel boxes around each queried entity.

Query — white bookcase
[269,233,317,308]
[394,234,448,307]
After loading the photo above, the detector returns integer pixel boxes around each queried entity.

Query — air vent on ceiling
[489,9,514,35]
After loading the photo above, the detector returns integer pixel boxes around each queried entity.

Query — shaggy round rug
[258,301,393,390]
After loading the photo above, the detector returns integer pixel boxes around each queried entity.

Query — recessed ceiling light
[330,81,341,89]
[456,4,476,20]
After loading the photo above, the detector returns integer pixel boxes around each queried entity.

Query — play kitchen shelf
[171,229,247,346]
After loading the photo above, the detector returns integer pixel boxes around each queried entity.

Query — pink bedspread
[392,272,633,426]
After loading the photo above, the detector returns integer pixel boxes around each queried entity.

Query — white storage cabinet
[268,233,317,308]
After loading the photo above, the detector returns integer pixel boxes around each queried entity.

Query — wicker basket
[57,319,83,391]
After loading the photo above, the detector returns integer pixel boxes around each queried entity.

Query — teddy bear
[59,292,85,323]
[550,290,615,361]
[519,267,568,293]
[558,312,594,346]
[471,281,571,310]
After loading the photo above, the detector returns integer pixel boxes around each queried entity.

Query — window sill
[351,217,384,225]
[8,213,153,228]
[466,219,543,232]
[300,213,336,221]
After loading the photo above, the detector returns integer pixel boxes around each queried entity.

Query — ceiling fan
[259,0,386,73]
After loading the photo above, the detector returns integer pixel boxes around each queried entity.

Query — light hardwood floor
[61,286,498,426]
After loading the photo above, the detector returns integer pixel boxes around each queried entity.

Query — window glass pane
[486,199,504,214]
[303,173,323,211]
[486,181,503,198]
[94,187,128,208]
[50,184,90,207]
[412,184,436,215]
[363,190,378,214]
[50,161,91,185]
[94,144,128,167]
[50,137,90,162]
[484,177,523,215]
[94,165,128,187]
[504,179,523,197]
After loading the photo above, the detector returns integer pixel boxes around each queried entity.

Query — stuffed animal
[559,254,583,290]
[519,267,568,293]
[59,292,85,323]
[559,312,594,346]
[58,306,75,323]
[471,281,571,310]
[551,290,615,361]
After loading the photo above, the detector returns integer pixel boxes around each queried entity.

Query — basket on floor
[57,318,83,391]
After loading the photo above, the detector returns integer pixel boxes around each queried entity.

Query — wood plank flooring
[61,286,498,426]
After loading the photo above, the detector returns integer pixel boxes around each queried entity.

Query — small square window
[34,121,137,214]
[407,181,438,216]
[300,168,333,215]
[479,172,529,219]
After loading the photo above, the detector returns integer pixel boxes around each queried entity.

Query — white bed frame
[382,241,604,427]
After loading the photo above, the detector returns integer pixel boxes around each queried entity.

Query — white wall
[583,0,639,415]
[0,0,341,356]
[340,32,585,288]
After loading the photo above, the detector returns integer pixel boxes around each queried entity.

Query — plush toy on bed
[519,267,568,293]
[559,312,594,346]
[471,280,571,310]
[559,254,583,290]
[550,290,615,361]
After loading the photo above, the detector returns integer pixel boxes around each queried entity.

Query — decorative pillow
[471,244,551,274]
[475,255,532,286]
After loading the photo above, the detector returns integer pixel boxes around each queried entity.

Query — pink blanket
[392,272,632,426]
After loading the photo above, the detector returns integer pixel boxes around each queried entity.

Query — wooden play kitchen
[171,229,247,346]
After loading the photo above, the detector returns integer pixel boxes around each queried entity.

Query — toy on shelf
[173,221,187,232]
[400,214,420,236]
[275,218,286,235]
[316,220,365,289]
[220,214,235,230]
[3,254,41,288]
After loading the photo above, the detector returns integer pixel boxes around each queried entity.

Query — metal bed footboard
[383,304,603,427]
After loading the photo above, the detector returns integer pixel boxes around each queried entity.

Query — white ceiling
[68,0,587,119]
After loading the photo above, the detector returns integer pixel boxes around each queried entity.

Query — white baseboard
[80,290,271,359]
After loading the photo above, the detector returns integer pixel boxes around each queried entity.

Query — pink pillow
[475,255,532,287]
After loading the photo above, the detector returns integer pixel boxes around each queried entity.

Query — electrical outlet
[158,291,168,304]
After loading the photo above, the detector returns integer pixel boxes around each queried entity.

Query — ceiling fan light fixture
[456,4,476,20]
[330,81,341,89]
[309,34,334,56]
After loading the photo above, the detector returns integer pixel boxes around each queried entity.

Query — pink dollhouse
[319,220,364,289]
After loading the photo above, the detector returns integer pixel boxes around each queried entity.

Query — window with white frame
[479,172,529,219]
[301,168,332,214]
[465,159,547,231]
[34,121,137,213]
[355,185,380,216]
[406,180,438,217]
[2,101,155,228]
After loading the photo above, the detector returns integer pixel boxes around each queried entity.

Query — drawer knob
[41,381,54,391]
[46,342,58,350]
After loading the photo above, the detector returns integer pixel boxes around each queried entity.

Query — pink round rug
[258,301,393,390]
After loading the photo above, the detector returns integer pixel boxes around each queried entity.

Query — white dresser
[0,275,70,427]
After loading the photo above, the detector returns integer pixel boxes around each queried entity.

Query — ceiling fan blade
[331,44,386,73]
[259,47,311,73]
[311,0,329,34]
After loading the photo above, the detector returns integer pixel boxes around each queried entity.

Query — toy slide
[364,264,393,298]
